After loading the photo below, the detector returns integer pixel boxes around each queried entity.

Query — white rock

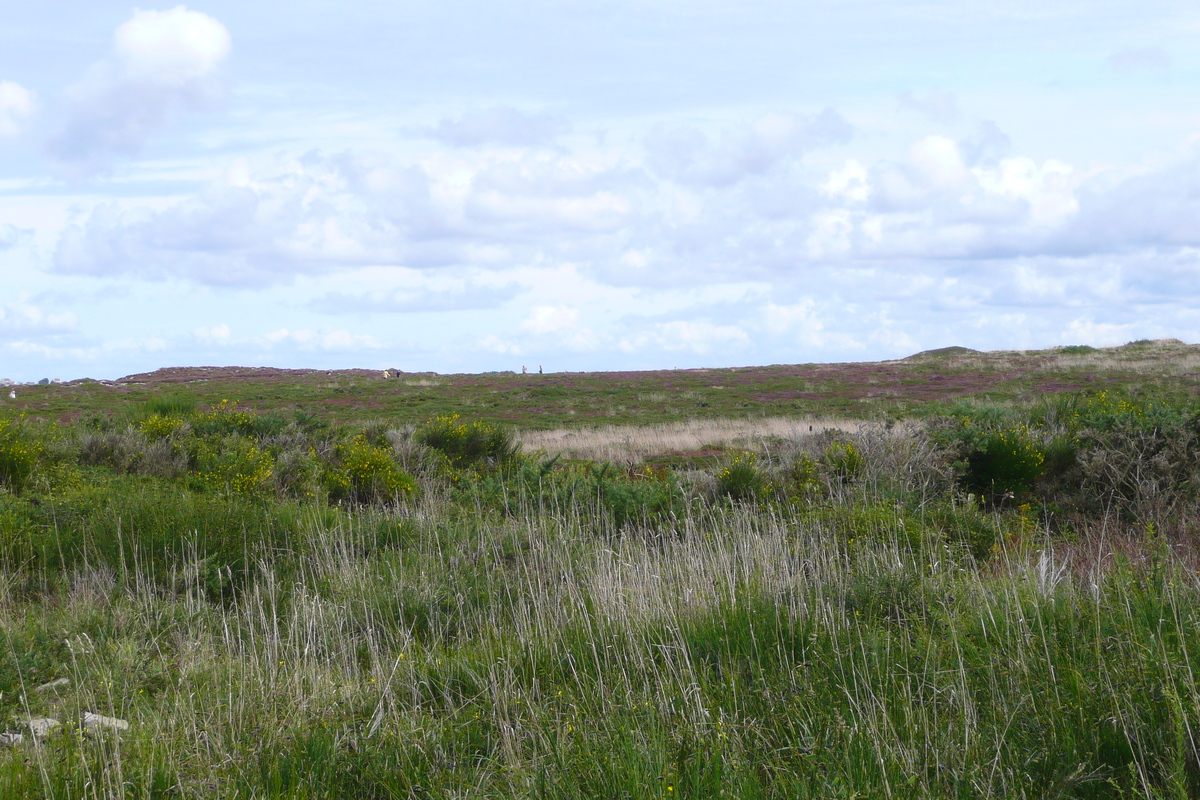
[0,732,24,747]
[82,712,130,733]
[20,718,60,739]
[34,677,70,693]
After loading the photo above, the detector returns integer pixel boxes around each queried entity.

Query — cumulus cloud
[52,147,634,285]
[520,305,580,334]
[46,112,1200,312]
[47,6,231,171]
[646,108,852,187]
[430,106,567,147]
[193,323,231,344]
[0,299,78,334]
[0,82,36,138]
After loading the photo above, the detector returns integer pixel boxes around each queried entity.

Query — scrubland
[2,356,1200,797]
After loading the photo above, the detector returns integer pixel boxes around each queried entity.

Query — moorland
[2,339,1200,797]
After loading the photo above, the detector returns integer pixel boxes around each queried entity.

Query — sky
[2,1,1200,382]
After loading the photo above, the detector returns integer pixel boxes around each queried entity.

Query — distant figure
[522,365,528,374]
[538,365,543,374]
[6,390,14,400]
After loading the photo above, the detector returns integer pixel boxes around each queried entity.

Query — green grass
[1,343,1200,796]
[8,338,1200,429]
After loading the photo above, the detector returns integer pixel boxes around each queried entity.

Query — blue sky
[2,1,1200,381]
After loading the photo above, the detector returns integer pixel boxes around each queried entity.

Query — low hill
[4,339,1199,428]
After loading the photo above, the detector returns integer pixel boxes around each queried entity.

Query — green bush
[417,414,518,470]
[716,452,765,501]
[962,426,1045,501]
[0,418,43,494]
[325,436,416,505]
[138,413,186,441]
[822,440,864,482]
[195,435,276,497]
[191,399,262,438]
[783,453,821,500]
[592,464,681,529]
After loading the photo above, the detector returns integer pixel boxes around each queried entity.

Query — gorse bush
[0,418,42,494]
[716,451,765,501]
[192,399,261,438]
[962,426,1045,501]
[325,436,416,505]
[417,414,518,469]
[195,436,275,497]
[138,413,186,441]
[822,440,864,482]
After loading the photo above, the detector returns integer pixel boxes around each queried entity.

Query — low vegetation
[1,353,1200,797]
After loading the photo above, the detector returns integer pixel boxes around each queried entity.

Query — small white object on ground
[82,712,130,733]
[0,733,25,747]
[20,718,60,739]
[34,677,70,693]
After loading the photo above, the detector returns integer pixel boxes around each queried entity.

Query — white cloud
[823,160,870,203]
[974,157,1078,225]
[194,323,231,344]
[113,6,231,85]
[909,135,970,189]
[0,299,78,334]
[631,321,750,355]
[1062,318,1139,346]
[260,327,382,351]
[47,6,231,170]
[0,82,36,138]
[646,108,852,187]
[519,305,580,334]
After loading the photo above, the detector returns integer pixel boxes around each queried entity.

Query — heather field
[2,341,1200,798]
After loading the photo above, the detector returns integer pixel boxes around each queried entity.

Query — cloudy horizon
[3,1,1200,382]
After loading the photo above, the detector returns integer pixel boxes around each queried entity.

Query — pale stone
[0,732,24,747]
[81,712,130,733]
[20,718,60,739]
[34,677,70,693]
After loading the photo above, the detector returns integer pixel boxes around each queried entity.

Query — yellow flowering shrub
[138,414,185,441]
[325,436,416,504]
[0,418,43,493]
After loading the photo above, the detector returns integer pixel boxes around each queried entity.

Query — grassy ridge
[7,338,1200,428]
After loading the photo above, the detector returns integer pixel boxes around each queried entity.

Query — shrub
[822,441,864,482]
[716,452,765,501]
[961,426,1045,501]
[195,436,275,496]
[417,414,518,470]
[138,414,186,441]
[592,463,681,529]
[783,453,821,500]
[191,400,261,438]
[273,446,322,499]
[325,436,416,505]
[0,418,43,494]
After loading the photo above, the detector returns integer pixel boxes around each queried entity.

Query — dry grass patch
[518,417,868,462]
